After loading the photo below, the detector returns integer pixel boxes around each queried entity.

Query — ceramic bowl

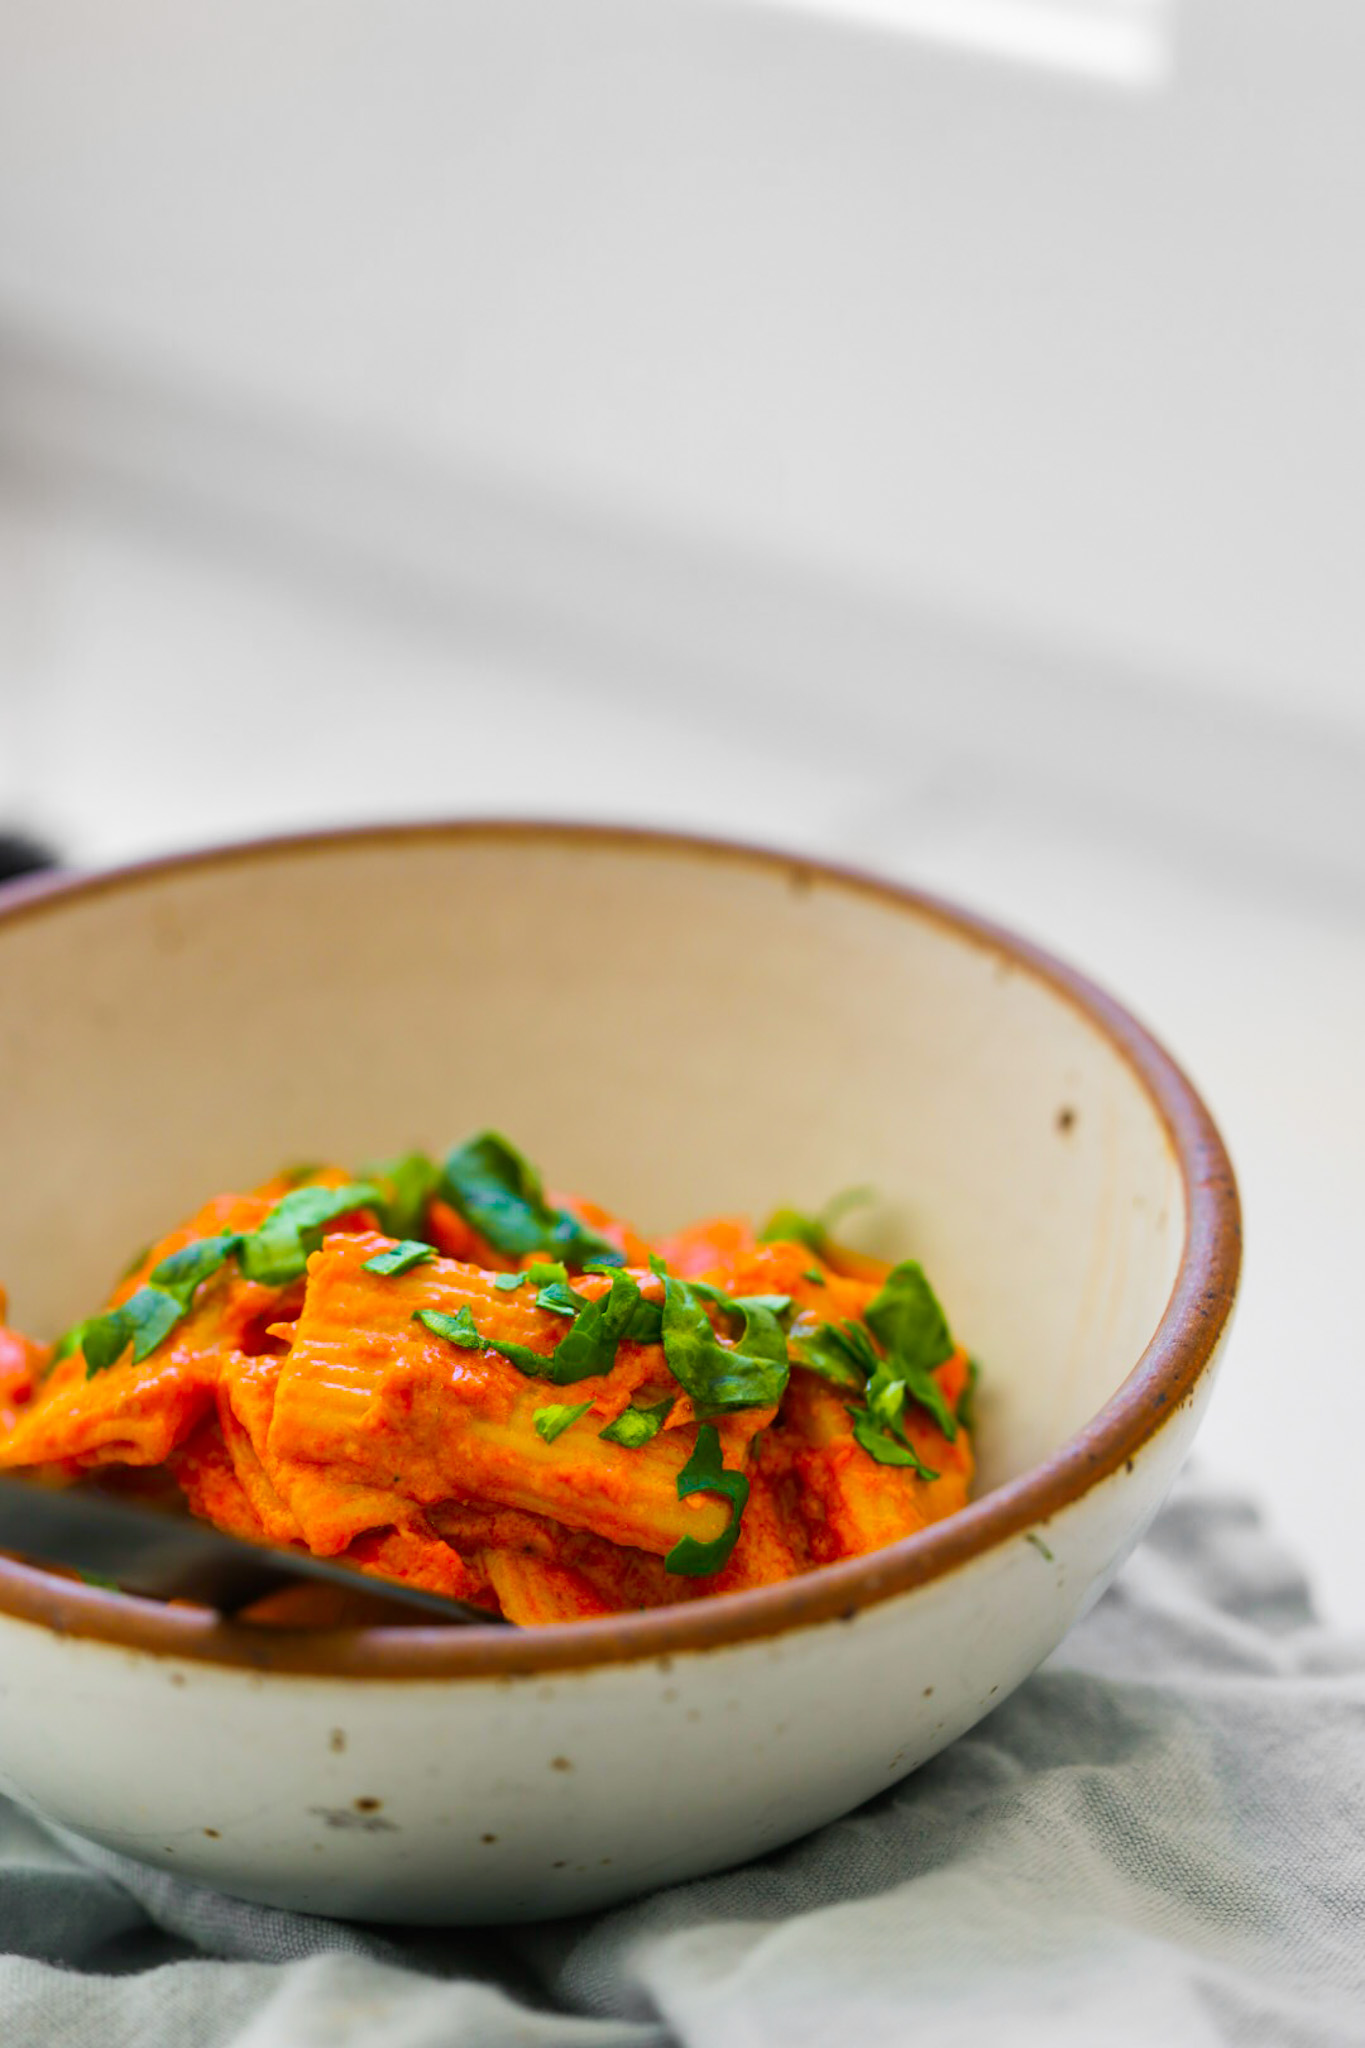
[0,824,1239,1923]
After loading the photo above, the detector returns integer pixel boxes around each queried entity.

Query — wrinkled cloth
[2,1472,1362,2047]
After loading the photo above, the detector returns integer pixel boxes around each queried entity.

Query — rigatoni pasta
[0,1134,976,1626]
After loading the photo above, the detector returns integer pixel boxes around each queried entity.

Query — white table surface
[3,479,1363,1629]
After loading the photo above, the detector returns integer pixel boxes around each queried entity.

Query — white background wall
[2,0,1364,727]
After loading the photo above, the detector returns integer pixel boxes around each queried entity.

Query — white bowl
[0,824,1239,1922]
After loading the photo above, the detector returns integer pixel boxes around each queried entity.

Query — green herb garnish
[691,1282,793,1319]
[864,1261,958,1440]
[759,1206,825,1253]
[79,1286,184,1377]
[533,1401,593,1444]
[439,1132,623,1267]
[665,1425,750,1576]
[535,1279,588,1320]
[543,1270,650,1384]
[655,1264,790,1416]
[414,1260,650,1387]
[958,1356,981,1435]
[412,1305,549,1377]
[50,1323,89,1365]
[583,1260,661,1341]
[624,1296,663,1345]
[598,1397,674,1449]
[759,1185,876,1255]
[60,1188,379,1379]
[238,1182,381,1288]
[70,1232,246,1374]
[849,1363,940,1478]
[413,1305,481,1347]
[148,1233,240,1306]
[363,1240,438,1277]
[362,1152,440,1242]
[790,1315,878,1392]
[493,1272,528,1292]
[74,1234,242,1376]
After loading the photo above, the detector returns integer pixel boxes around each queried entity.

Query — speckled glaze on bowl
[0,824,1239,1923]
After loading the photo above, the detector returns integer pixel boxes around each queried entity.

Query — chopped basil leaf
[526,1261,570,1287]
[61,1185,385,1382]
[535,1279,589,1320]
[624,1295,664,1346]
[412,1306,556,1379]
[414,1306,481,1347]
[533,1401,592,1444]
[62,1240,232,1377]
[791,1316,878,1392]
[362,1152,440,1242]
[865,1259,952,1365]
[52,1320,93,1364]
[439,1132,623,1267]
[484,1331,560,1376]
[79,1312,132,1375]
[122,1287,188,1363]
[415,1267,646,1386]
[74,1239,239,1376]
[743,1293,792,1320]
[492,1272,528,1292]
[803,1267,827,1286]
[440,1132,543,1254]
[849,1361,941,1478]
[958,1355,981,1435]
[363,1240,438,1277]
[566,1235,627,1268]
[691,1280,793,1321]
[759,1186,875,1253]
[864,1261,958,1439]
[598,1397,674,1449]
[149,1233,239,1308]
[665,1425,750,1576]
[657,1269,790,1416]
[544,1270,647,1385]
[851,1405,939,1476]
[238,1182,381,1288]
[758,1206,826,1253]
[82,1285,185,1377]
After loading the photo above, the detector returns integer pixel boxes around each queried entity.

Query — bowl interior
[0,829,1185,1495]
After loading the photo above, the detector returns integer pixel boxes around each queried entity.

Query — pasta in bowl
[0,1134,975,1626]
[0,823,1237,1921]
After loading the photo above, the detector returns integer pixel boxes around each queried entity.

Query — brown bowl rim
[0,819,1241,1678]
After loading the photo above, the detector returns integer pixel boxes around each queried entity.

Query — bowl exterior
[0,823,1239,1921]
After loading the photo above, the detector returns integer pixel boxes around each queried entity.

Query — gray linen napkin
[3,1470,1362,2048]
